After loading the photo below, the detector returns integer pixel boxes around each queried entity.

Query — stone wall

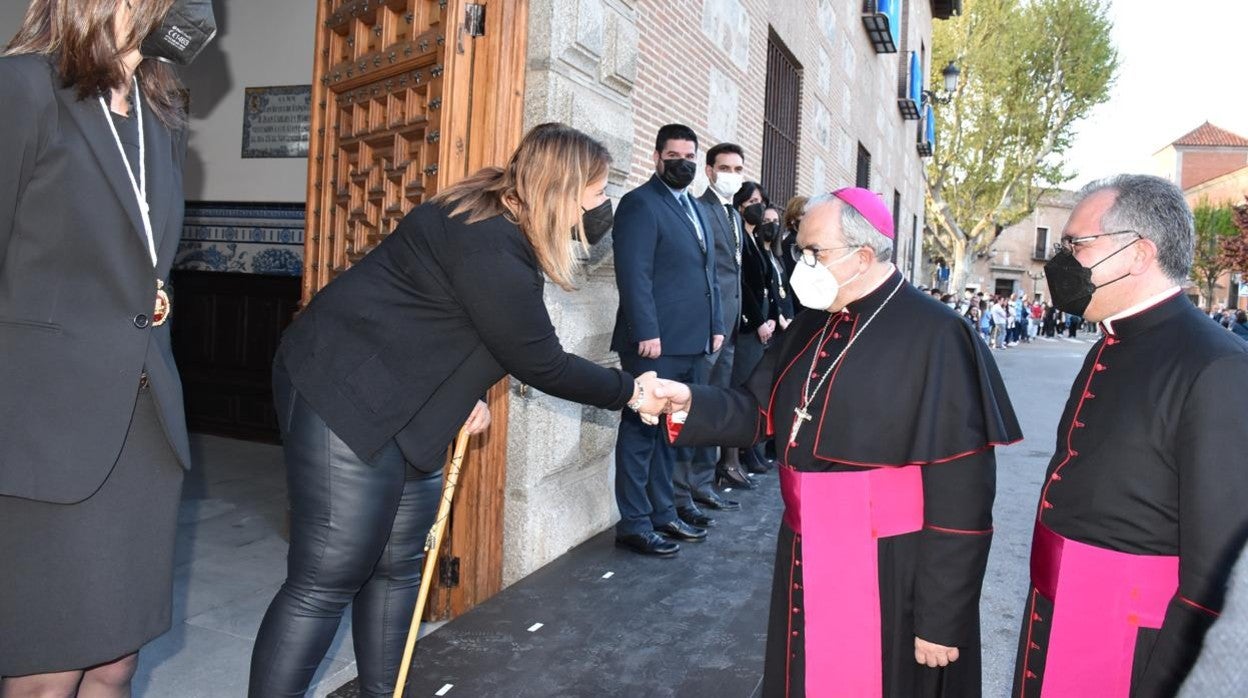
[505,0,942,585]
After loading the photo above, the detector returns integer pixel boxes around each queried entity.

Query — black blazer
[739,231,774,334]
[277,202,635,468]
[697,188,742,339]
[610,175,724,355]
[0,55,190,504]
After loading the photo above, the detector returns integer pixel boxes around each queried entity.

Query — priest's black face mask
[1044,235,1141,317]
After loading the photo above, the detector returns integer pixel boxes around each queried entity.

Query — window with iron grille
[762,29,801,206]
[1034,226,1050,260]
[856,144,872,189]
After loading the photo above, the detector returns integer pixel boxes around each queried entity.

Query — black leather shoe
[677,506,715,528]
[693,490,741,511]
[615,532,680,557]
[656,519,708,542]
[716,464,757,490]
[744,456,774,475]
[742,447,775,474]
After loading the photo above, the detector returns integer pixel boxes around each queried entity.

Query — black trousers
[249,365,443,697]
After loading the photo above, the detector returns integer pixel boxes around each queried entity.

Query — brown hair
[6,0,186,127]
[784,195,808,233]
[432,122,611,291]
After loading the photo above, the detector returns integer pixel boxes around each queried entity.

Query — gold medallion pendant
[153,279,172,327]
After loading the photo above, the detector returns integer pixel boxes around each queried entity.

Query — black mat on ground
[330,471,781,698]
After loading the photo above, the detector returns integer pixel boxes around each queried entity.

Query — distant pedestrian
[1232,310,1248,341]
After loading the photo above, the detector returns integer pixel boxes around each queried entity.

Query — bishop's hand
[651,379,692,415]
[914,637,959,668]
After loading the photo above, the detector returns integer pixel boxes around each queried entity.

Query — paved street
[125,331,1100,697]
[980,333,1099,696]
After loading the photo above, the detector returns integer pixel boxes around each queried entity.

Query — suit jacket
[611,174,723,355]
[697,187,742,339]
[277,202,635,467]
[739,231,775,334]
[0,55,190,503]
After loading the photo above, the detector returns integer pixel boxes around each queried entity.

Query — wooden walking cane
[392,426,472,698]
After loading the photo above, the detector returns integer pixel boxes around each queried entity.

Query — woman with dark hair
[0,1,213,695]
[247,123,664,697]
[728,182,783,477]
[762,204,796,330]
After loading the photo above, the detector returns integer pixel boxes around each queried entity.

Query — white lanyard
[99,77,156,266]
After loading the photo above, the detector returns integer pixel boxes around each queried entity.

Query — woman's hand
[914,637,960,668]
[631,371,667,424]
[463,400,492,435]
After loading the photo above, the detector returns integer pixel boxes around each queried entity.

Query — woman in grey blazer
[0,0,213,695]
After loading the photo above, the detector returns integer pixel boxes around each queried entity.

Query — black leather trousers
[249,365,443,697]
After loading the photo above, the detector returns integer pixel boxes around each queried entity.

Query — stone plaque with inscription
[242,85,312,158]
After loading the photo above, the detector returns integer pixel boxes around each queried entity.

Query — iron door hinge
[465,4,486,38]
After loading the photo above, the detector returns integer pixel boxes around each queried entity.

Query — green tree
[1192,198,1240,310]
[1226,199,1248,276]
[924,0,1118,291]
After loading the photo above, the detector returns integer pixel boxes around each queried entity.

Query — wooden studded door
[304,0,529,621]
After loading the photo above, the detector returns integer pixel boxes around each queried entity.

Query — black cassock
[670,270,1022,697]
[1012,291,1248,698]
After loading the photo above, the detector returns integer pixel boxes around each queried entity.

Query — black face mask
[141,0,218,66]
[658,158,697,190]
[741,203,766,226]
[580,199,614,246]
[1043,239,1138,316]
[756,221,779,244]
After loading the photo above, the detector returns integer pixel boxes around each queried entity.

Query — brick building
[517,0,962,582]
[1153,121,1248,309]
[964,190,1077,301]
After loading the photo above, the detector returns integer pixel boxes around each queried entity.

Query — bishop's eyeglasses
[791,244,858,267]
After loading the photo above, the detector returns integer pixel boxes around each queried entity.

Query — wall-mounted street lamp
[922,62,961,105]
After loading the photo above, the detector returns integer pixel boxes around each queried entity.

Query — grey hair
[804,193,894,261]
[1077,174,1194,281]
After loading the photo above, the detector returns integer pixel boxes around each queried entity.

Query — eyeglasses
[790,244,856,267]
[1052,230,1138,255]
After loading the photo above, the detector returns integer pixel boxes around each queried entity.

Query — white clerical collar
[1101,286,1181,335]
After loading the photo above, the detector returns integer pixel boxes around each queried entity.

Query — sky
[1061,0,1248,189]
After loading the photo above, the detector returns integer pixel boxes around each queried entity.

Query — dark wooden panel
[170,270,301,442]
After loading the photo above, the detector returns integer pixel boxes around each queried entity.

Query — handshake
[630,371,693,425]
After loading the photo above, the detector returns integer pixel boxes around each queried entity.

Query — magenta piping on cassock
[780,465,924,696]
[1029,522,1178,697]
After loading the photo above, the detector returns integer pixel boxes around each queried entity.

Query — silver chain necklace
[789,277,905,445]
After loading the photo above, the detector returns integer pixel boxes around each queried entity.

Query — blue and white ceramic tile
[175,202,306,276]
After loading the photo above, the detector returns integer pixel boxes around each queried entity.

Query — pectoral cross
[790,406,813,444]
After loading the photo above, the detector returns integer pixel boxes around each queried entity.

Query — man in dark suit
[672,142,747,524]
[611,124,724,556]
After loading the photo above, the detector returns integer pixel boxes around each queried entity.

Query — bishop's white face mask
[711,172,744,200]
[790,249,862,310]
